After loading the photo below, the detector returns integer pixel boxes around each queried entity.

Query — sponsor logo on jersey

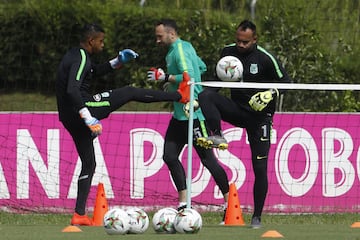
[101,92,110,98]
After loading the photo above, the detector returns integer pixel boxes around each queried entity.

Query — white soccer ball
[126,207,150,234]
[103,208,130,235]
[216,56,243,81]
[152,207,178,234]
[174,208,202,234]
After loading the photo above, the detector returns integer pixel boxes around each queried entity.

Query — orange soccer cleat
[177,72,190,103]
[70,213,93,226]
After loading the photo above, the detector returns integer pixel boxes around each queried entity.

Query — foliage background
[0,0,359,112]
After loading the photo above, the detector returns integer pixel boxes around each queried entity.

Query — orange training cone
[224,183,245,226]
[261,230,284,238]
[92,183,108,226]
[351,222,360,228]
[62,225,82,232]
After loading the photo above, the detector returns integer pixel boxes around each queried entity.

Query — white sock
[178,202,186,208]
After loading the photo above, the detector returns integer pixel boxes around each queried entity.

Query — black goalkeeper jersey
[56,47,112,121]
[220,44,291,114]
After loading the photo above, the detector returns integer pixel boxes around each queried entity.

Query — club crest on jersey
[250,64,258,74]
[93,94,101,101]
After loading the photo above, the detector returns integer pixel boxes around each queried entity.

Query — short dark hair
[79,23,104,43]
[156,18,178,33]
[237,20,257,35]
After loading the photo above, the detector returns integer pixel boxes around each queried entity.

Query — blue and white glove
[147,68,169,81]
[110,49,139,69]
[119,49,139,63]
[248,88,279,111]
[79,107,102,136]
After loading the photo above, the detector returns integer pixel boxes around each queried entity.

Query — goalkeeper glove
[183,100,200,119]
[248,88,279,111]
[79,107,102,136]
[147,68,169,81]
[110,49,139,69]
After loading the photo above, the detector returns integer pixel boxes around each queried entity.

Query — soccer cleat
[177,72,190,103]
[183,100,200,118]
[196,137,210,149]
[70,213,93,226]
[196,135,228,150]
[250,216,262,229]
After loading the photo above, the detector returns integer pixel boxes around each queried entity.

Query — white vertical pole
[251,0,257,20]
[186,79,195,209]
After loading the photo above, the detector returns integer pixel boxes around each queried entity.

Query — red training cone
[92,183,108,226]
[224,183,245,226]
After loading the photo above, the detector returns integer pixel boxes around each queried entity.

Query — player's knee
[82,161,96,175]
[163,154,178,167]
[253,158,267,171]
[200,158,217,170]
[198,89,213,102]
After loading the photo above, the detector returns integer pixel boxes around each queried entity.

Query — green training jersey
[165,38,206,121]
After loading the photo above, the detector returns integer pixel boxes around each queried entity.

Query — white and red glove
[147,68,169,81]
[79,107,102,136]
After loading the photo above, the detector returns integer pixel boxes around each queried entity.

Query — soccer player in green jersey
[147,19,230,222]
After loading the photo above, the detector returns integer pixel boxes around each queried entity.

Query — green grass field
[1,212,360,240]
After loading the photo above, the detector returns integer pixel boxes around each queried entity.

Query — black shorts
[165,117,210,144]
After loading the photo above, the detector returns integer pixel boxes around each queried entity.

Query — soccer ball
[126,207,149,234]
[103,208,130,235]
[152,207,178,234]
[174,208,202,234]
[216,56,243,81]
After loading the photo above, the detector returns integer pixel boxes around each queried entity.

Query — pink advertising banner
[0,112,359,213]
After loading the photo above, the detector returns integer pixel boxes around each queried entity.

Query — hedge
[0,0,358,112]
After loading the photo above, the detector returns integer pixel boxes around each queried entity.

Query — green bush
[0,0,359,111]
[0,1,236,93]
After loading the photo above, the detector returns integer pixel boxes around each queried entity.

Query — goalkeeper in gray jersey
[197,20,292,228]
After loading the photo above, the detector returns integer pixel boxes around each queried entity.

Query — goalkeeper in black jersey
[56,23,190,226]
[197,20,292,228]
